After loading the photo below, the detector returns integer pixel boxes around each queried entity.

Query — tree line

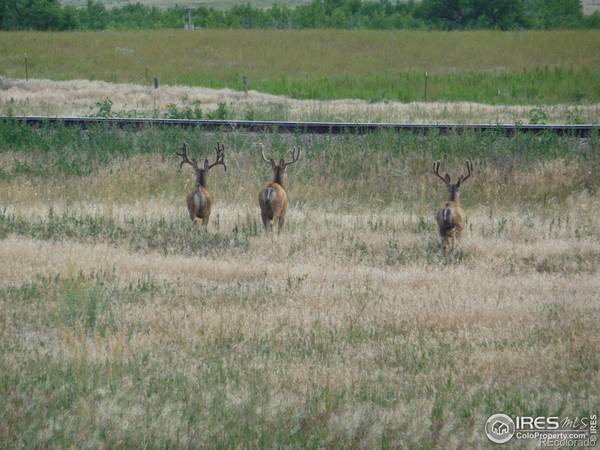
[1,0,599,31]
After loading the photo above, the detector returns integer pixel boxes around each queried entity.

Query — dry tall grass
[1,131,599,448]
[2,77,600,123]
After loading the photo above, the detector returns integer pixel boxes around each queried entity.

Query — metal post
[186,7,193,30]
[243,75,248,96]
[154,77,159,89]
[25,55,28,81]
[424,71,428,102]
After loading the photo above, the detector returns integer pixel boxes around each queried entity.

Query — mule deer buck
[176,142,226,228]
[433,160,474,248]
[258,144,301,239]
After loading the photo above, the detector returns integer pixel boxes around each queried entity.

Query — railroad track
[1,116,596,137]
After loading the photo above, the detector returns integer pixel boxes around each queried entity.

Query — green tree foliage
[585,11,600,28]
[526,0,584,28]
[79,0,107,29]
[0,0,78,30]
[0,0,595,31]
[416,0,527,29]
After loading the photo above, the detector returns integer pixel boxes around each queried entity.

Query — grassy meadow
[1,122,600,448]
[2,30,600,104]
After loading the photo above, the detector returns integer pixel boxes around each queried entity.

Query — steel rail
[1,116,596,137]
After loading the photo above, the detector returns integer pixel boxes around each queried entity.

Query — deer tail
[265,187,276,204]
[442,206,453,226]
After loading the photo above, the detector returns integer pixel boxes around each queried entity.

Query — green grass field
[1,122,600,447]
[2,30,600,104]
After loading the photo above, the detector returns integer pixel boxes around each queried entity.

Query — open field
[1,123,600,447]
[3,77,600,123]
[1,30,600,104]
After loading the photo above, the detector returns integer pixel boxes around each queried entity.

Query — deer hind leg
[193,217,203,231]
[268,213,278,241]
[449,227,461,247]
[201,216,209,231]
[442,228,462,255]
[277,215,285,235]
[261,212,271,236]
[270,219,275,241]
[441,237,449,255]
[439,228,450,254]
[188,206,196,222]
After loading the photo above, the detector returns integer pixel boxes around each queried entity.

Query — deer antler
[259,143,272,164]
[207,143,227,171]
[284,146,301,167]
[432,160,450,184]
[176,143,198,170]
[460,160,473,183]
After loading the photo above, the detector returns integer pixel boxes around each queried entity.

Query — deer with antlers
[258,144,301,239]
[175,142,227,229]
[433,160,474,249]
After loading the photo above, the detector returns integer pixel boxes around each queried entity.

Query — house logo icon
[493,421,509,435]
[485,413,516,444]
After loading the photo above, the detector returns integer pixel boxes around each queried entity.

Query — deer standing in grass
[259,144,301,239]
[433,160,474,249]
[176,142,226,229]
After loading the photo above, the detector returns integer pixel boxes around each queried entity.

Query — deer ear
[444,174,451,184]
[204,159,209,169]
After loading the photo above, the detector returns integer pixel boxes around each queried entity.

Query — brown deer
[258,144,301,239]
[176,142,226,228]
[433,160,473,248]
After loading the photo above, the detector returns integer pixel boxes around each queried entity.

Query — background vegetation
[2,0,600,31]
[2,30,600,105]
[2,121,599,206]
[1,122,599,447]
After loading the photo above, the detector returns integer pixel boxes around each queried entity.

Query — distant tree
[525,0,583,28]
[0,0,77,30]
[0,0,589,31]
[80,0,107,30]
[417,0,526,29]
[269,4,292,29]
[585,10,600,28]
[467,0,526,29]
[28,0,65,29]
[0,0,19,29]
[61,5,79,29]
[416,0,466,29]
[108,3,163,29]
[293,0,326,28]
